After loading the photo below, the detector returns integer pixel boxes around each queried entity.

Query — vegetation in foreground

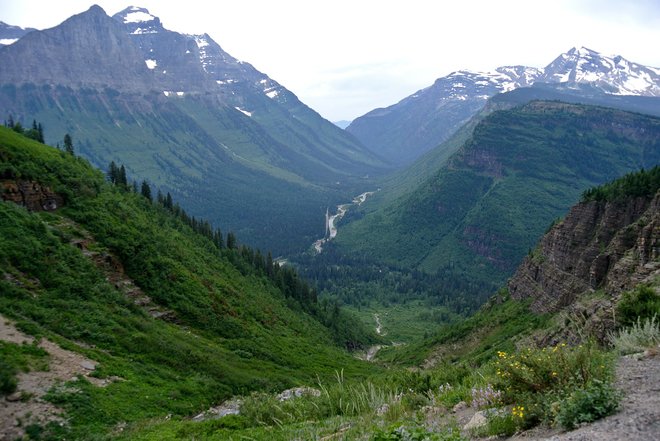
[0,126,380,439]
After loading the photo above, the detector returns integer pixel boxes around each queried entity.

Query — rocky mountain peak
[0,21,37,46]
[541,46,660,96]
[112,6,164,35]
[0,5,152,91]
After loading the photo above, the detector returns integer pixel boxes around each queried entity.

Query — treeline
[293,242,497,316]
[582,166,660,202]
[4,115,74,154]
[106,161,374,348]
[5,116,44,144]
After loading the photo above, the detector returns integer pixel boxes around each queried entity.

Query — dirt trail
[0,314,114,441]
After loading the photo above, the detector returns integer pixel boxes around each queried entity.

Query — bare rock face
[1,180,64,211]
[508,192,660,314]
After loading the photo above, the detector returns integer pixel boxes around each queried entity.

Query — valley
[1,4,659,440]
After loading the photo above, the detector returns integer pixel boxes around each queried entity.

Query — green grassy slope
[0,127,378,438]
[336,102,660,302]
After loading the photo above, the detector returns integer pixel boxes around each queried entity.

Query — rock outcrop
[1,180,63,211]
[508,192,660,314]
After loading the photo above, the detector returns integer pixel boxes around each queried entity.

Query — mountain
[347,47,660,166]
[0,126,378,439]
[335,102,660,303]
[333,120,352,129]
[0,21,35,46]
[0,5,387,255]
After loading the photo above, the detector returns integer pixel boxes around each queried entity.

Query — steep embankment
[0,127,377,439]
[509,192,659,313]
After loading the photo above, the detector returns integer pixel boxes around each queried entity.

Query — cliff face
[508,192,660,314]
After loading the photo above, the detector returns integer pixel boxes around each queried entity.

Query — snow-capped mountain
[111,7,287,107]
[348,46,660,166]
[0,5,386,255]
[0,21,36,46]
[540,46,660,96]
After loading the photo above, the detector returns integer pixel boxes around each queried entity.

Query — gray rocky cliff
[0,5,152,91]
[508,192,660,314]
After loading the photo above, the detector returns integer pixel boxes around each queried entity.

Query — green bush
[492,343,616,428]
[616,286,660,327]
[372,423,465,441]
[555,380,620,430]
[0,359,17,394]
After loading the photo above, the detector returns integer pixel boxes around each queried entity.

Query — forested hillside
[334,102,660,305]
[0,126,378,439]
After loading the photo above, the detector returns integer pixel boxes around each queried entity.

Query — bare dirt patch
[0,314,112,440]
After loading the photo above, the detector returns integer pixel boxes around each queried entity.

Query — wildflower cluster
[493,343,610,397]
[470,383,503,409]
[511,405,525,419]
[489,343,617,430]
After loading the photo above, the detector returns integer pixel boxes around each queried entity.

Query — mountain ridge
[0,5,386,255]
[347,46,660,166]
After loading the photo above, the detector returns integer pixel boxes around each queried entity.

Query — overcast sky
[1,0,659,121]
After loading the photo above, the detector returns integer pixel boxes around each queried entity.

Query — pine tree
[37,123,44,143]
[140,180,152,202]
[165,192,173,210]
[108,161,119,184]
[63,133,74,155]
[118,165,127,186]
[226,232,237,249]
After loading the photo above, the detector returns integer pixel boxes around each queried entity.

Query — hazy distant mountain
[347,47,660,166]
[333,120,352,129]
[0,21,36,46]
[0,5,386,254]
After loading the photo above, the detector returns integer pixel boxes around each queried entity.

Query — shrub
[616,286,660,327]
[492,343,616,428]
[0,359,18,395]
[372,423,465,441]
[555,380,620,429]
[608,315,660,355]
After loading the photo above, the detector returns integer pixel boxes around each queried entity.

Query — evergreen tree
[226,232,237,249]
[213,228,223,249]
[37,122,44,143]
[165,192,173,210]
[141,180,152,202]
[63,133,74,155]
[118,165,127,187]
[108,161,119,184]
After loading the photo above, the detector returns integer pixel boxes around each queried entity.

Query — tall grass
[609,315,660,355]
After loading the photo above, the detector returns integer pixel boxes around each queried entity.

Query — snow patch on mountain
[145,59,157,69]
[122,8,156,24]
[235,107,252,117]
[0,38,18,45]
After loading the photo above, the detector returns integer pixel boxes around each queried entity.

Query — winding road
[313,191,376,253]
